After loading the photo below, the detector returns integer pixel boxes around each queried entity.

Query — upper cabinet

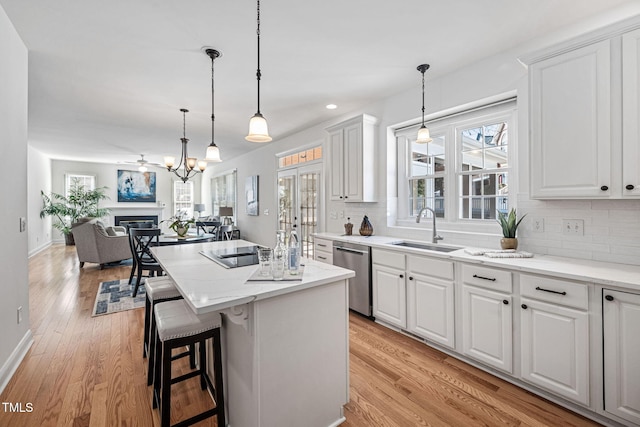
[523,18,640,199]
[326,114,378,202]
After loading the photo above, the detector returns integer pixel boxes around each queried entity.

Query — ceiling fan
[120,154,163,172]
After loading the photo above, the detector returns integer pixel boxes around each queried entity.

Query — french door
[277,164,322,259]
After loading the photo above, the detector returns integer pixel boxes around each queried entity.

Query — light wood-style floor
[0,244,600,427]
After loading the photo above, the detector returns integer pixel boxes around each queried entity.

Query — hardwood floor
[0,244,600,426]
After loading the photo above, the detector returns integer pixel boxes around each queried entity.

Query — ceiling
[1,0,636,167]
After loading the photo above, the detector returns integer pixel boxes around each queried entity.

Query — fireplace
[114,215,159,226]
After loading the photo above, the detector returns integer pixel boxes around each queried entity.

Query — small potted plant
[497,208,526,250]
[163,211,195,238]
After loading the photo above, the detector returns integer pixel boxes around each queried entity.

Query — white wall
[28,146,52,255]
[211,6,640,267]
[0,4,31,393]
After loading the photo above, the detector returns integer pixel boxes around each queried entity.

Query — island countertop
[151,239,355,314]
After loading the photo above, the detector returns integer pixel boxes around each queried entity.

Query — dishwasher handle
[334,246,368,256]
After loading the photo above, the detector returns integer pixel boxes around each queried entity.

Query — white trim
[28,240,52,258]
[0,330,33,395]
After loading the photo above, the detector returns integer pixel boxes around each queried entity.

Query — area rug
[92,279,146,317]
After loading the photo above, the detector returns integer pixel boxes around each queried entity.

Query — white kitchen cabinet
[603,288,640,425]
[525,18,640,199]
[372,249,406,328]
[326,114,378,202]
[461,264,513,373]
[527,40,612,199]
[519,274,590,406]
[622,28,640,197]
[406,255,455,349]
[313,237,333,264]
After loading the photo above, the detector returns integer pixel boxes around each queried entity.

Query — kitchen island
[151,239,355,427]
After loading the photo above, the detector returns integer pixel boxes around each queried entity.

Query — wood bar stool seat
[144,277,185,386]
[152,300,225,427]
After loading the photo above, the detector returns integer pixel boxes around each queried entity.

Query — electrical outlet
[263,209,269,216]
[17,306,22,324]
[532,217,544,233]
[339,211,345,219]
[562,219,584,236]
[19,217,26,232]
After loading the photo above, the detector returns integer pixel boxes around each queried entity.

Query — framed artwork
[246,175,259,216]
[117,170,157,202]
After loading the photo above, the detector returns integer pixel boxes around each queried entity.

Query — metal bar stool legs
[152,300,225,427]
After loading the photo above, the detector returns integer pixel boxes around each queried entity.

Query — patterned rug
[92,279,146,316]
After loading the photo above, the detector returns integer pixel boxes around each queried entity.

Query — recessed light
[326,104,338,110]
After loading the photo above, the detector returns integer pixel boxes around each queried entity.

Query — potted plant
[497,208,526,250]
[163,211,195,238]
[40,180,111,245]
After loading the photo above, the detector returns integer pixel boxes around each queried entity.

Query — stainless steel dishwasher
[333,241,372,318]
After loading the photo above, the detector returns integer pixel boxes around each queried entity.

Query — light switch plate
[19,217,26,232]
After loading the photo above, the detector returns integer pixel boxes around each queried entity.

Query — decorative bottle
[344,217,353,236]
[359,215,373,236]
[288,227,300,275]
[272,230,287,280]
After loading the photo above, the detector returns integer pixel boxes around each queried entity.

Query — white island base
[214,279,349,427]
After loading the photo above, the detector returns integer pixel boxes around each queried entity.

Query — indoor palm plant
[40,180,111,245]
[497,208,526,250]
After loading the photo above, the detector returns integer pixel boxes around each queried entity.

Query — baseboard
[28,240,52,258]
[0,329,34,395]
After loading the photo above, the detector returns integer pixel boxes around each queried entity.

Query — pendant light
[204,48,222,162]
[416,64,433,144]
[245,0,272,143]
[164,109,207,183]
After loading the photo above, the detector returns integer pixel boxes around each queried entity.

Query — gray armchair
[71,218,131,269]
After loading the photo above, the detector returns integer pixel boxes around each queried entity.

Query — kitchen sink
[389,241,459,253]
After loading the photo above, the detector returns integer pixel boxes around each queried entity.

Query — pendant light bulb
[246,0,272,143]
[416,63,432,144]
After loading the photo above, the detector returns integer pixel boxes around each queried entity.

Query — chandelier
[164,108,207,183]
[416,64,433,144]
[245,0,272,143]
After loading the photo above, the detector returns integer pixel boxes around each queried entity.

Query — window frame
[210,169,237,222]
[65,173,96,197]
[395,98,517,232]
[173,180,194,218]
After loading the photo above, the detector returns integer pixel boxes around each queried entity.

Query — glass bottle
[288,228,300,275]
[272,230,287,280]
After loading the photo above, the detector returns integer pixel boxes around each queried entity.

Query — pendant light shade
[416,63,433,144]
[246,0,272,143]
[204,48,223,162]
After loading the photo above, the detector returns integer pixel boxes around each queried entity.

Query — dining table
[151,238,355,427]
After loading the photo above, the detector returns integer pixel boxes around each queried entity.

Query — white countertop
[316,232,640,291]
[151,239,355,314]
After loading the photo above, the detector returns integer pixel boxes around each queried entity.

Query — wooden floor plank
[0,244,602,427]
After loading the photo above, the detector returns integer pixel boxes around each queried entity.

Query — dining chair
[129,228,164,297]
[219,225,234,241]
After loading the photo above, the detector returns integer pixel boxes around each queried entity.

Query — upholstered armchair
[71,218,131,269]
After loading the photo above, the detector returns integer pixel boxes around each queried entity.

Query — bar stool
[152,300,225,427]
[143,277,186,386]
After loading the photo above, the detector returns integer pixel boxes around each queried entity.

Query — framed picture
[246,175,259,216]
[117,170,157,202]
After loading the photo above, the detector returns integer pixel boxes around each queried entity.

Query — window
[173,181,194,217]
[211,170,237,221]
[65,173,95,197]
[396,98,515,224]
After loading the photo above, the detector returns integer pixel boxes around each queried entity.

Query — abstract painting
[117,170,156,202]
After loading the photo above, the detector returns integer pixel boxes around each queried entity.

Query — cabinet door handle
[601,185,609,191]
[605,295,614,302]
[409,276,414,281]
[535,286,567,296]
[626,184,635,190]
[339,196,343,199]
[473,274,496,282]
[503,299,509,305]
[344,196,348,199]
[399,274,404,279]
[521,304,528,309]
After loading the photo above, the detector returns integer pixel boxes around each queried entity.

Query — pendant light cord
[421,69,426,126]
[256,0,262,114]
[211,53,215,144]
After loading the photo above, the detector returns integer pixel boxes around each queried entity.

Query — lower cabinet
[603,288,640,425]
[314,237,333,264]
[372,252,406,328]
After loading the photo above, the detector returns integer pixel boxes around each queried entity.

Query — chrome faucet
[416,207,444,244]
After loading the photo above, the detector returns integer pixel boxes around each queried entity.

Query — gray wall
[0,4,30,392]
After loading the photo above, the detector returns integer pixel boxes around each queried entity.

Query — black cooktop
[199,245,260,269]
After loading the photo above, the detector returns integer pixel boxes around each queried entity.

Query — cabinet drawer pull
[473,274,496,282]
[535,286,567,296]
[317,243,327,248]
[600,185,609,191]
[317,256,327,260]
[605,295,614,302]
[521,304,528,309]
[399,274,404,279]
[626,184,635,190]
